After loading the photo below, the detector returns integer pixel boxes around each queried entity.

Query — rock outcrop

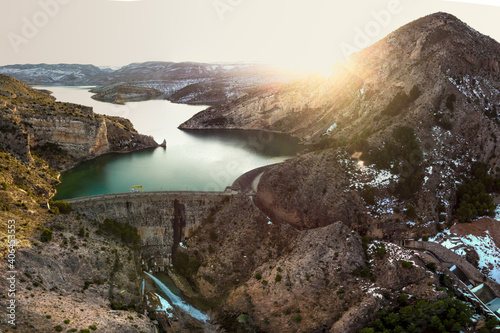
[173,196,441,333]
[0,74,159,169]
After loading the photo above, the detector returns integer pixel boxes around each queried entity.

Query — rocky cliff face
[172,195,449,333]
[0,74,158,170]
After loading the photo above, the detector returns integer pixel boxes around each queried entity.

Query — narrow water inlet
[144,271,210,322]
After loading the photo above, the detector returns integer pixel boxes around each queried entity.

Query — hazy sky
[2,0,500,73]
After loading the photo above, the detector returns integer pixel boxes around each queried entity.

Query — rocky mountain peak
[353,11,500,79]
[180,12,500,238]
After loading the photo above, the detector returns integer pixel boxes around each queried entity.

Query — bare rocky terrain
[0,211,156,333]
[1,11,500,333]
[0,76,163,332]
[171,194,485,332]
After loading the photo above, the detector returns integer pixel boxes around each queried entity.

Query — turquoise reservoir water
[45,87,302,199]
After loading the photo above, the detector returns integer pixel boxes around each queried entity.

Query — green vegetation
[275,274,282,282]
[426,262,437,272]
[254,272,262,280]
[401,261,413,269]
[405,205,417,219]
[361,186,376,205]
[485,318,500,331]
[397,294,409,306]
[40,228,53,242]
[445,93,456,111]
[97,218,140,248]
[50,200,72,214]
[455,162,499,223]
[172,251,201,277]
[89,325,97,331]
[360,297,472,333]
[354,237,378,281]
[64,319,70,325]
[209,229,217,241]
[366,126,424,199]
[54,325,63,332]
[353,266,372,278]
[32,142,68,166]
[382,85,421,117]
[374,243,387,259]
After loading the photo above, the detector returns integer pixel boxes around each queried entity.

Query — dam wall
[66,191,233,270]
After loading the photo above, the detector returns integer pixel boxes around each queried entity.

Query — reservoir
[46,87,303,199]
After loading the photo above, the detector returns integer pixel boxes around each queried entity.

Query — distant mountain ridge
[0,63,111,85]
[0,61,299,105]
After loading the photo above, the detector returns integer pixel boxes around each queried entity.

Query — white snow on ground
[366,287,383,299]
[496,205,500,220]
[326,123,337,134]
[461,231,500,283]
[430,229,500,284]
[350,163,399,191]
[366,197,399,216]
[448,75,500,113]
[347,161,401,216]
[367,169,398,188]
[369,241,417,267]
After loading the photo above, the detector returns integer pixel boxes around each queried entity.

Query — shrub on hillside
[382,85,421,117]
[51,200,72,214]
[41,228,53,242]
[361,297,472,332]
[455,162,498,223]
[98,218,140,247]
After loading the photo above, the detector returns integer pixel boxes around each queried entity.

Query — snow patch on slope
[430,229,500,284]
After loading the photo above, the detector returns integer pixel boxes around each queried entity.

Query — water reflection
[45,86,303,199]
